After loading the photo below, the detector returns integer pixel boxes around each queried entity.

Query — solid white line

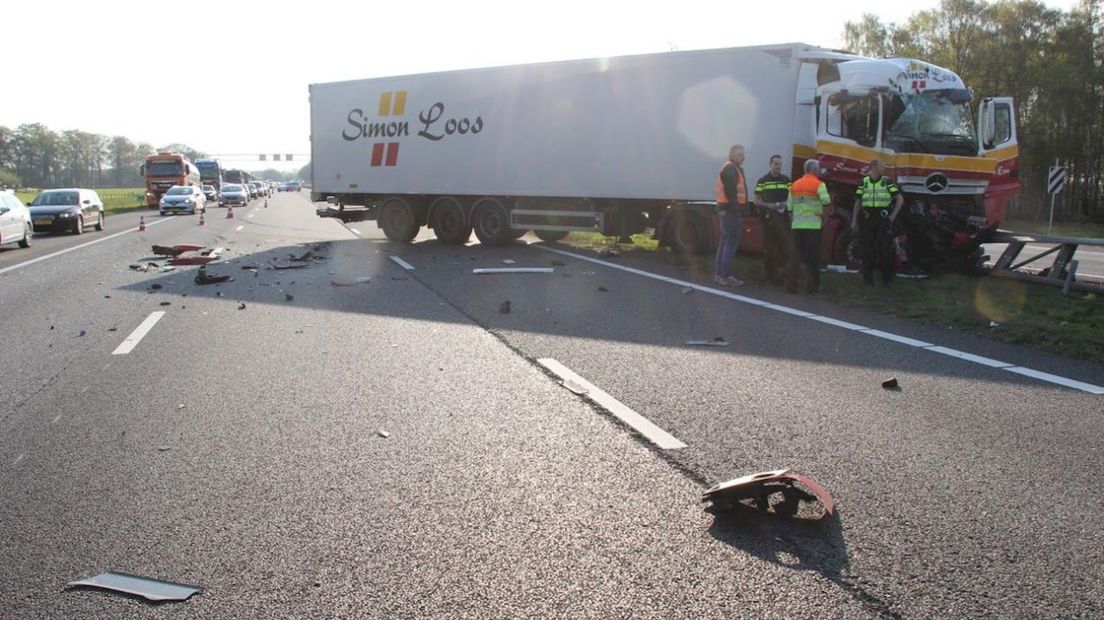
[1004,367,1104,394]
[860,329,933,348]
[538,358,687,450]
[390,256,415,271]
[473,267,554,274]
[532,245,1104,394]
[235,225,244,232]
[112,311,166,355]
[926,345,1013,369]
[0,217,172,277]
[350,228,361,236]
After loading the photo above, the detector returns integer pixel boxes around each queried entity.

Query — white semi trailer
[311,42,1018,265]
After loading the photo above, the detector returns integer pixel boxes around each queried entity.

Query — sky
[4,0,1081,171]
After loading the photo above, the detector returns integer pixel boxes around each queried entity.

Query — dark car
[286,181,301,192]
[202,185,217,202]
[27,188,105,234]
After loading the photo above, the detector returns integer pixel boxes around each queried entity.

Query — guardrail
[989,230,1104,295]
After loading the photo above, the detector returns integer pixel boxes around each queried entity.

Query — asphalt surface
[1,192,1101,617]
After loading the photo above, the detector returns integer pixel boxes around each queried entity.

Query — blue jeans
[714,211,741,278]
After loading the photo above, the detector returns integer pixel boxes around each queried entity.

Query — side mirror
[82,200,91,205]
[0,207,9,215]
[981,100,996,146]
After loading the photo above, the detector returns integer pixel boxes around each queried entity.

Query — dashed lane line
[111,311,166,356]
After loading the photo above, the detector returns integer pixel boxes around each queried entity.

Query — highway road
[1,191,1102,617]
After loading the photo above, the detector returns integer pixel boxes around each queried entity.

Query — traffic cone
[264,199,269,208]
[139,216,146,232]
[198,211,205,226]
[227,206,234,219]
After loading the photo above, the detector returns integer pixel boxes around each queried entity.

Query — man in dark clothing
[713,145,747,287]
[851,159,904,286]
[753,154,792,284]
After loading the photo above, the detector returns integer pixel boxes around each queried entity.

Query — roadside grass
[563,232,1104,363]
[16,188,148,215]
[1003,219,1104,239]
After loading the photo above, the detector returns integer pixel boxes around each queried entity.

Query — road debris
[597,249,620,258]
[237,303,247,310]
[177,403,186,410]
[561,379,588,395]
[682,287,694,295]
[472,267,554,275]
[158,445,171,452]
[152,244,202,257]
[159,302,171,307]
[686,338,728,347]
[989,321,999,329]
[194,266,232,286]
[159,266,176,273]
[550,260,566,267]
[66,570,202,603]
[285,293,294,301]
[702,469,835,518]
[290,248,314,261]
[151,284,163,290]
[78,330,87,337]
[502,259,517,265]
[882,377,900,391]
[269,258,309,270]
[597,286,609,293]
[107,328,117,332]
[499,301,511,314]
[169,255,219,266]
[377,429,390,438]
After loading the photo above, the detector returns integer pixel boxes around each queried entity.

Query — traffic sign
[1048,165,1066,195]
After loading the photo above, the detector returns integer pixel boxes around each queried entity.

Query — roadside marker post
[1047,160,1066,235]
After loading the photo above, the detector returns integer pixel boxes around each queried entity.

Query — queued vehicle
[159,185,205,215]
[218,183,249,208]
[27,188,105,234]
[0,191,33,249]
[245,182,259,199]
[277,182,289,192]
[286,180,301,192]
[202,184,218,202]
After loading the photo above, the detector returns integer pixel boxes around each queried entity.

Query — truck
[309,42,1019,269]
[196,159,223,191]
[140,152,201,208]
[223,169,253,187]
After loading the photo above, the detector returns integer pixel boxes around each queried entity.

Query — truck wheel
[831,227,860,269]
[669,210,709,255]
[430,198,472,244]
[472,198,511,246]
[379,198,418,242]
[535,230,569,243]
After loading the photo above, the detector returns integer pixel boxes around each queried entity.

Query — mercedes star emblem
[925,173,949,193]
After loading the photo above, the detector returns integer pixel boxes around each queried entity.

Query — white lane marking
[235,225,244,232]
[538,358,687,450]
[473,267,554,274]
[247,213,255,219]
[926,346,1013,369]
[350,228,361,236]
[51,414,62,424]
[14,454,25,465]
[390,256,415,271]
[860,329,933,348]
[1004,367,1104,395]
[112,311,166,355]
[0,218,172,277]
[533,245,1104,394]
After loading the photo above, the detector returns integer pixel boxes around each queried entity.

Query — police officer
[713,145,748,287]
[786,159,832,293]
[851,159,904,286]
[753,154,792,284]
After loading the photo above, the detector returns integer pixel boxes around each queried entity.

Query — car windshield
[166,187,192,195]
[884,90,979,156]
[222,185,242,192]
[145,161,184,177]
[30,191,79,206]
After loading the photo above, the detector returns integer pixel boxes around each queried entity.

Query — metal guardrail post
[1062,260,1079,297]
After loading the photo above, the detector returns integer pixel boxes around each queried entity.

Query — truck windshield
[884,91,978,156]
[146,161,184,177]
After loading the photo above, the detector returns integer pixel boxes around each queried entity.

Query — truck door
[978,97,1019,225]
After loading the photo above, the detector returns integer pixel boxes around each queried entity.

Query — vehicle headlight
[59,210,75,218]
[183,198,194,204]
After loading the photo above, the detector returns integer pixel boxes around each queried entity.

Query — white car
[0,191,33,248]
[159,185,206,215]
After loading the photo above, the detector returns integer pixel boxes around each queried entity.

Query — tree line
[844,0,1103,223]
[0,124,309,189]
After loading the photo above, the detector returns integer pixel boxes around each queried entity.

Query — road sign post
[1047,161,1066,235]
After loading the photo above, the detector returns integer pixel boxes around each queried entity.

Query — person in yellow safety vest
[713,144,747,287]
[786,159,832,294]
[851,159,904,286]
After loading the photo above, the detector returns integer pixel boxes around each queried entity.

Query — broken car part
[66,571,201,602]
[702,469,835,517]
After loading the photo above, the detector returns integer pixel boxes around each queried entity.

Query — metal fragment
[66,570,202,602]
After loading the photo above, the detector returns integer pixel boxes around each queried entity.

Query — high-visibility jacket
[715,161,747,206]
[787,173,831,230]
[856,175,899,209]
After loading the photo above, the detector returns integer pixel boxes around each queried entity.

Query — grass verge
[563,232,1104,363]
[16,189,149,215]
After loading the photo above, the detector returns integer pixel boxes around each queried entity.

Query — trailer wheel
[472,198,511,246]
[430,197,472,244]
[534,230,569,243]
[669,209,710,256]
[379,198,418,243]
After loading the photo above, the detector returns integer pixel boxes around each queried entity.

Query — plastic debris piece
[195,266,232,286]
[499,301,511,314]
[108,328,117,332]
[66,570,201,602]
[237,303,246,310]
[285,293,294,301]
[159,302,171,307]
[882,377,900,390]
[561,380,588,395]
[597,286,608,293]
[177,403,186,410]
[377,429,390,438]
[158,445,171,452]
[702,469,835,517]
[472,268,554,274]
[682,287,693,295]
[502,259,517,265]
[78,330,87,337]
